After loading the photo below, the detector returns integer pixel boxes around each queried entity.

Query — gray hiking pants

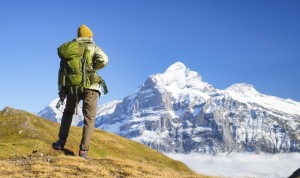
[59,89,99,151]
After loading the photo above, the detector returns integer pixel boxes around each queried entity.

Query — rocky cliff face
[39,62,300,154]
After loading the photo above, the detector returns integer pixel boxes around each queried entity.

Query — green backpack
[57,41,93,93]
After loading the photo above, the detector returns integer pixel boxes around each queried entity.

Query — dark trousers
[59,89,99,150]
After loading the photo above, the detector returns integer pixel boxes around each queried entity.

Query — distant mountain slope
[0,107,206,178]
[39,62,300,154]
[38,99,121,126]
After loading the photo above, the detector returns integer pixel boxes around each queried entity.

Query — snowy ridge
[225,83,300,116]
[96,100,122,117]
[225,83,258,94]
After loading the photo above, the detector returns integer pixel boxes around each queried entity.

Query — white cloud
[166,152,300,178]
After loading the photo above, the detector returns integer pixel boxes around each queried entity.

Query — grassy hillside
[0,107,211,178]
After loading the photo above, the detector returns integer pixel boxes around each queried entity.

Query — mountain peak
[150,62,210,91]
[164,62,187,74]
[225,83,258,94]
[144,62,214,102]
[157,62,202,83]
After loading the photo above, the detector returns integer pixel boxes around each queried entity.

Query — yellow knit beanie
[77,24,93,38]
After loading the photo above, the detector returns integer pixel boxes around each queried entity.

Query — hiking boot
[79,150,89,160]
[52,139,66,150]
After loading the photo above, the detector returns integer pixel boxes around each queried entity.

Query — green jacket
[74,37,108,93]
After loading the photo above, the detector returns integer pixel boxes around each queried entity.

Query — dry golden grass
[0,107,213,178]
[0,153,212,178]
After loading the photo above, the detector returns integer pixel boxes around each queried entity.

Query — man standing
[52,24,108,159]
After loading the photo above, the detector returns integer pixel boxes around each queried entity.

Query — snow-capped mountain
[39,62,300,154]
[38,98,121,126]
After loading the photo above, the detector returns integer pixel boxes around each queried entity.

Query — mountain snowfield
[38,62,300,154]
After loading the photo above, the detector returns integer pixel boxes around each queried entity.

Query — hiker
[52,24,108,159]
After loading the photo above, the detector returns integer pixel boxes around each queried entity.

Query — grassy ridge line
[0,107,211,177]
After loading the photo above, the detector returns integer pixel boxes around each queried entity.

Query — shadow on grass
[62,148,75,156]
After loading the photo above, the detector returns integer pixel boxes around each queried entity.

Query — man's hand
[56,99,65,109]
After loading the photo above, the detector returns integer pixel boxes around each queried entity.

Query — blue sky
[0,0,299,112]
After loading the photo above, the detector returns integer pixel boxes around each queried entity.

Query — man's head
[77,24,93,38]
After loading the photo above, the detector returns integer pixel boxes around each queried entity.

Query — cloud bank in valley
[166,153,300,178]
